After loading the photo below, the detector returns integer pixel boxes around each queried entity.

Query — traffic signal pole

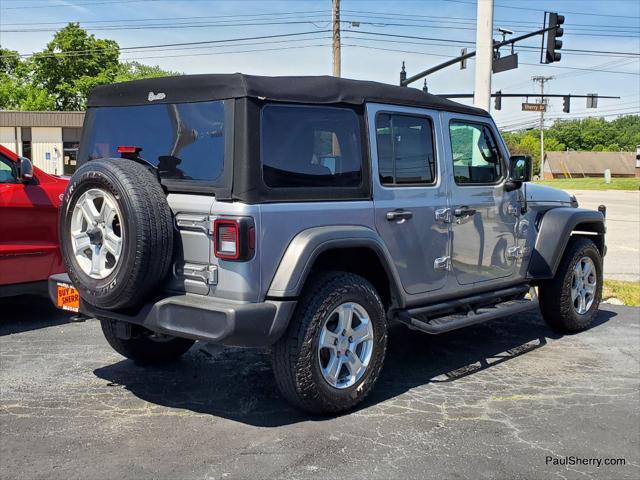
[400,24,562,88]
[473,0,494,110]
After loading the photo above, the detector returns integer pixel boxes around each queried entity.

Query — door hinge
[435,208,452,224]
[434,256,451,271]
[175,214,213,234]
[177,263,218,285]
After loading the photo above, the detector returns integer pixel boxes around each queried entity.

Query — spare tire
[60,159,173,310]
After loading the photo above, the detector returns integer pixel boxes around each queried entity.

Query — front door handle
[386,209,413,221]
[454,206,477,217]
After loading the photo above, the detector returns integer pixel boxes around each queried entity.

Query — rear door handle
[454,206,477,217]
[386,209,413,221]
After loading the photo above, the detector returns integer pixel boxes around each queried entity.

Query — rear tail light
[213,218,255,261]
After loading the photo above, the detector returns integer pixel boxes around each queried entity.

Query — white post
[473,0,494,110]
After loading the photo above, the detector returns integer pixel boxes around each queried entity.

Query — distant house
[543,151,639,179]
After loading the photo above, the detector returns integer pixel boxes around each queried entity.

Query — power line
[0,0,225,10]
[2,30,332,58]
[441,0,639,19]
[120,43,331,62]
[343,9,640,30]
[342,42,639,76]
[0,10,329,27]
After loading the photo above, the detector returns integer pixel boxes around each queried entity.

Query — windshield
[79,100,226,183]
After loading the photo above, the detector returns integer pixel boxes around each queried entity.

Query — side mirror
[18,156,34,183]
[505,155,532,190]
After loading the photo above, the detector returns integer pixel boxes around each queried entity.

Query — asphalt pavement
[1,295,639,480]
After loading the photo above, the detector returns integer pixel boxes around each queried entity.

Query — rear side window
[80,100,226,183]
[449,121,503,184]
[261,105,362,188]
[376,113,436,185]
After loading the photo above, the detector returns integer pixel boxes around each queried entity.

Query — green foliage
[30,23,120,110]
[115,61,180,83]
[0,47,55,111]
[0,24,179,111]
[502,115,640,174]
[502,130,565,175]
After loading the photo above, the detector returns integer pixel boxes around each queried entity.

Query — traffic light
[563,95,570,113]
[494,90,502,110]
[545,12,565,63]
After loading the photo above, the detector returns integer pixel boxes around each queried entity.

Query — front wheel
[272,271,388,414]
[100,319,195,364]
[539,236,603,332]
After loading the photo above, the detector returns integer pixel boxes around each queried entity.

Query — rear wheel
[100,319,195,364]
[272,271,387,414]
[539,236,603,332]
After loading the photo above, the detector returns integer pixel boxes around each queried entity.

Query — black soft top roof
[88,73,487,116]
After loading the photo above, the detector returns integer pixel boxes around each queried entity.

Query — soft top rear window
[79,100,226,184]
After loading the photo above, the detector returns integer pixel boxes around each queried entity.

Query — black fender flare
[266,225,405,306]
[528,207,605,279]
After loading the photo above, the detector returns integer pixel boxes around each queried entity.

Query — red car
[0,144,68,297]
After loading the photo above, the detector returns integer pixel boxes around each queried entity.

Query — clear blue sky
[0,0,638,128]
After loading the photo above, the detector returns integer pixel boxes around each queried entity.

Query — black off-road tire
[60,159,173,310]
[272,271,388,414]
[539,236,603,332]
[100,319,195,364]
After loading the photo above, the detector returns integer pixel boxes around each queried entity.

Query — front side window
[376,113,436,185]
[449,121,503,184]
[80,101,226,183]
[0,156,18,184]
[261,105,362,188]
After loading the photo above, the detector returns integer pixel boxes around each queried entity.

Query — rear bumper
[48,273,296,347]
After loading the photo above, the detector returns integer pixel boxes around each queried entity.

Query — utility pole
[473,0,494,110]
[532,75,553,179]
[332,0,341,77]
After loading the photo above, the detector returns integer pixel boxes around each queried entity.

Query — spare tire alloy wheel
[318,302,374,389]
[70,188,124,279]
[61,159,173,310]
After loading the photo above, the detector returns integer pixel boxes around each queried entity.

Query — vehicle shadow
[93,307,617,427]
[0,295,74,335]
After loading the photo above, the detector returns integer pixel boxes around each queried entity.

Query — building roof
[545,151,636,176]
[0,111,84,128]
[87,73,488,116]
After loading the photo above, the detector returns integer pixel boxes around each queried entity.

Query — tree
[115,61,180,82]
[0,47,21,76]
[0,46,55,111]
[30,23,120,110]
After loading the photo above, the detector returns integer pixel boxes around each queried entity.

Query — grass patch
[535,177,640,191]
[603,280,640,307]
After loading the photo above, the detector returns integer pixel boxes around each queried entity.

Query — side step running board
[396,286,538,335]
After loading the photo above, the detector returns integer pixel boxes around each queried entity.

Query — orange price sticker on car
[56,283,80,312]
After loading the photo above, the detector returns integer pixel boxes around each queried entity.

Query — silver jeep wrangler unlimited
[50,74,605,414]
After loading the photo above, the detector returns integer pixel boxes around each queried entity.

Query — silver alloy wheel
[317,302,374,389]
[70,188,124,280]
[571,256,597,315]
